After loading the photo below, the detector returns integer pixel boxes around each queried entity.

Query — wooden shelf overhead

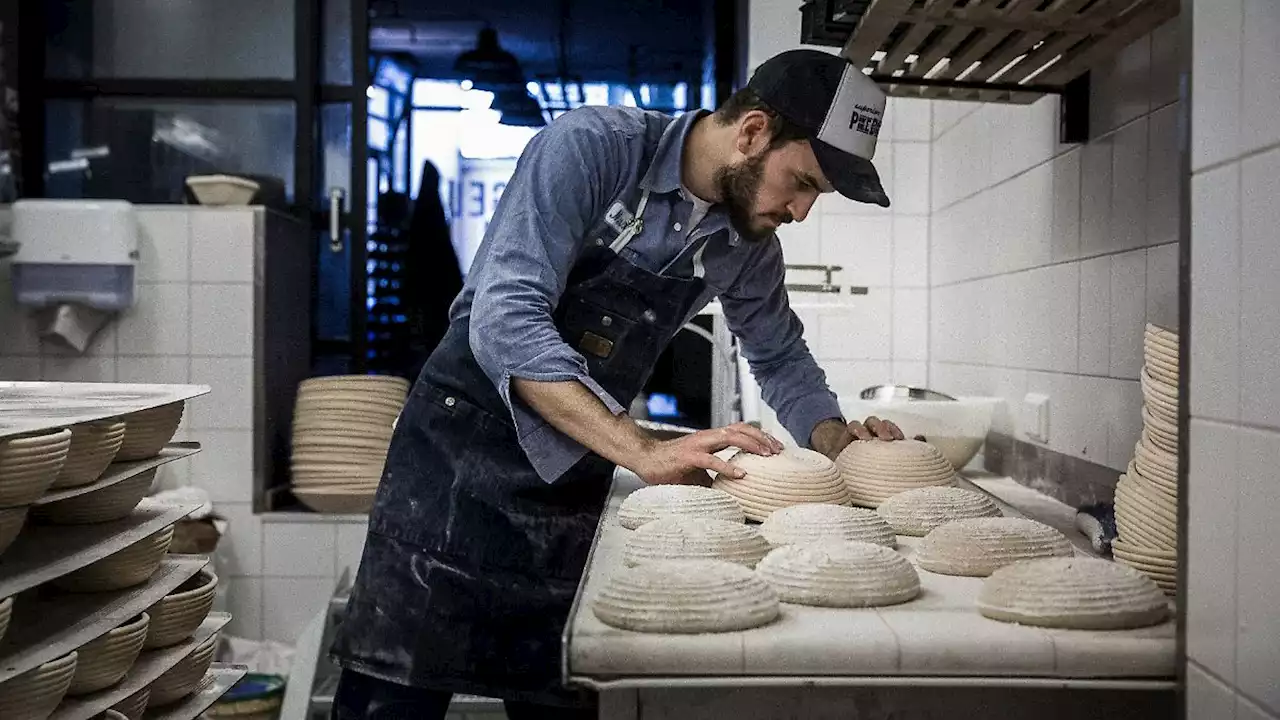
[800,0,1179,105]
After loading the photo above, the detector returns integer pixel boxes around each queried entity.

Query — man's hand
[631,423,784,486]
[811,416,905,461]
[511,377,787,487]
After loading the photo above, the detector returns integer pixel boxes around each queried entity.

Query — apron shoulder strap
[604,115,673,254]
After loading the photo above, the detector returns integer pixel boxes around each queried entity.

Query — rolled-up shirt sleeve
[718,239,844,449]
[465,111,627,482]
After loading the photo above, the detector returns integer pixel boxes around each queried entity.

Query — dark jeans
[331,669,597,720]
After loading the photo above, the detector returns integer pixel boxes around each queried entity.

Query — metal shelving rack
[0,382,247,720]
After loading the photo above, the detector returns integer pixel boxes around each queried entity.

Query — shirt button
[673,222,682,232]
[601,316,613,327]
[642,309,657,323]
[444,396,456,407]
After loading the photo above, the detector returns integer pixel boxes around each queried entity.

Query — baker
[330,48,904,719]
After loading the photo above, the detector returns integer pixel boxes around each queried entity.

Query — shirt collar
[638,109,742,246]
[638,109,708,195]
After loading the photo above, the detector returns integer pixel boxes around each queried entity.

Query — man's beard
[714,152,791,243]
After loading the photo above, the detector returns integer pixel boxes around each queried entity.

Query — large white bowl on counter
[837,397,1003,471]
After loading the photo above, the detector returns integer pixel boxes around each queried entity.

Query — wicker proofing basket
[0,506,29,557]
[115,403,184,462]
[53,420,127,489]
[0,596,13,645]
[146,631,219,707]
[143,569,218,649]
[35,469,157,525]
[67,613,151,696]
[0,651,78,720]
[110,686,151,720]
[0,428,72,508]
[52,525,174,593]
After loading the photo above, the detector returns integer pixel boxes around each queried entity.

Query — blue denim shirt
[453,105,844,482]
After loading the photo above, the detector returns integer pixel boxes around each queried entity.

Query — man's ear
[735,110,772,155]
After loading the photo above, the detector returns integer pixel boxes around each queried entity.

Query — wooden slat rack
[800,0,1179,138]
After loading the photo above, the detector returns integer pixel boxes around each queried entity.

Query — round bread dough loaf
[876,486,1002,536]
[978,557,1169,629]
[591,559,780,633]
[755,541,920,607]
[759,503,896,548]
[915,517,1074,576]
[711,447,849,522]
[617,485,745,530]
[835,439,956,508]
[623,517,771,568]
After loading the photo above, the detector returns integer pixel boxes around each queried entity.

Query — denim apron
[329,176,712,707]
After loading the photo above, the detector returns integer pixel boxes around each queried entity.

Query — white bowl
[185,174,259,206]
[838,396,1003,471]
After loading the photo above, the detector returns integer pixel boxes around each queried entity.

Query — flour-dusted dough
[835,439,956,508]
[915,517,1074,576]
[758,503,896,548]
[591,559,780,633]
[876,486,1002,536]
[755,541,920,608]
[711,447,849,522]
[978,557,1169,630]
[623,517,771,568]
[617,485,745,530]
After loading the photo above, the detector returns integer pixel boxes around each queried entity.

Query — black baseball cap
[747,49,890,208]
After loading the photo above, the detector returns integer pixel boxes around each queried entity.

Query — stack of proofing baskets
[0,389,239,720]
[289,375,409,513]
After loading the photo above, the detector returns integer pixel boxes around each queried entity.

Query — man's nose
[788,194,817,223]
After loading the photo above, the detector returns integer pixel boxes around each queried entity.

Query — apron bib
[330,181,710,706]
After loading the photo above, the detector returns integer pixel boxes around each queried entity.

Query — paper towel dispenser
[10,199,139,311]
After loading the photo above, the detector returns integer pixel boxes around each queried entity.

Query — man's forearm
[511,377,654,471]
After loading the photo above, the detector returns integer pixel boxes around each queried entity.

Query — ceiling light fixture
[453,26,546,127]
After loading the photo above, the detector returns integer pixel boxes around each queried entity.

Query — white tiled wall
[743,0,932,439]
[765,93,933,415]
[927,20,1181,471]
[0,205,359,644]
[1187,1,1280,717]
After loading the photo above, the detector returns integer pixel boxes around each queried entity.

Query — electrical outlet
[1022,393,1051,443]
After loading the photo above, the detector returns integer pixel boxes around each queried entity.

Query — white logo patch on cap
[817,65,885,161]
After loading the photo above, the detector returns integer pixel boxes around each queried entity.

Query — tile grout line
[1188,656,1278,720]
[1234,158,1245,468]
[929,359,1145,384]
[930,241,1177,290]
[934,103,1176,219]
[873,608,903,672]
[1187,415,1280,436]
[1192,138,1280,177]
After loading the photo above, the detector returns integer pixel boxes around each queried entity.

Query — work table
[562,470,1176,719]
